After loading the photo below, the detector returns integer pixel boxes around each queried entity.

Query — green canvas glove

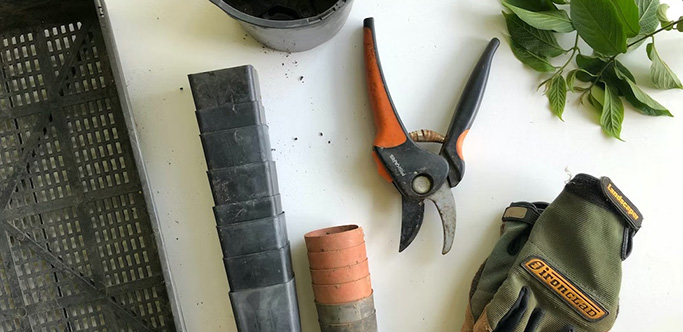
[469,174,642,332]
[462,201,548,331]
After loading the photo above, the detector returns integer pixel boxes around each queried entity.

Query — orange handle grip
[363,18,407,149]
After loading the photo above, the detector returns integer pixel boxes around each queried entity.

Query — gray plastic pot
[316,294,376,325]
[210,0,355,52]
[230,278,302,332]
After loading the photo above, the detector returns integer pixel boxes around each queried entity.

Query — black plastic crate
[0,1,184,331]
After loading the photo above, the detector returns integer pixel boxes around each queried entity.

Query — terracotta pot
[311,259,369,285]
[305,225,365,252]
[312,275,372,305]
[308,242,367,270]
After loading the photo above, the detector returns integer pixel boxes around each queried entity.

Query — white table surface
[103,0,683,331]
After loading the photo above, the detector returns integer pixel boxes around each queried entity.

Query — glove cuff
[565,174,642,232]
[565,173,642,260]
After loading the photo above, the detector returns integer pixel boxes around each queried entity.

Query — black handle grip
[440,38,500,187]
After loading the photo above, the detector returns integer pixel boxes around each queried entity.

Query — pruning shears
[363,17,499,255]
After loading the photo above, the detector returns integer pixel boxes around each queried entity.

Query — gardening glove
[462,201,548,331]
[470,174,642,332]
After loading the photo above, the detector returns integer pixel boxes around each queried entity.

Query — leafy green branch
[503,0,683,140]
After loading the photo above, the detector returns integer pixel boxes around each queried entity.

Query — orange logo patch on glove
[523,257,608,321]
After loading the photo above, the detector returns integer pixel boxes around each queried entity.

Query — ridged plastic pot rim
[305,225,365,252]
[312,275,372,304]
[310,259,369,285]
[210,0,355,52]
[211,0,349,29]
[319,311,377,332]
[308,241,367,270]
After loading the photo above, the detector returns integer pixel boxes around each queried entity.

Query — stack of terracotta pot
[305,225,378,332]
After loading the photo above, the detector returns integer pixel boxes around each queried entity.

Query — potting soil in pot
[225,0,339,20]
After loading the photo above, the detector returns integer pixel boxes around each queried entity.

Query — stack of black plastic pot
[188,65,302,332]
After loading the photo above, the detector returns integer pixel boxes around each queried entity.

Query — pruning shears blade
[399,197,425,252]
[426,183,457,255]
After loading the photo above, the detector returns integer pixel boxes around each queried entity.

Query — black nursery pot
[210,0,355,52]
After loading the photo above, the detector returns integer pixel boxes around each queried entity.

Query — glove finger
[493,286,530,332]
[469,203,546,320]
[523,307,544,332]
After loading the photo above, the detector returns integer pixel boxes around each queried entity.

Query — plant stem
[558,34,581,74]
[627,18,683,48]
[584,18,683,92]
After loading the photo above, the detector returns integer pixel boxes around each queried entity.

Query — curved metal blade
[426,183,457,255]
[399,196,425,252]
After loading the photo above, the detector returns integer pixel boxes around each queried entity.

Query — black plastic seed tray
[0,1,184,331]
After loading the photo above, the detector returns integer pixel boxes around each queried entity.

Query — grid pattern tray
[0,1,182,331]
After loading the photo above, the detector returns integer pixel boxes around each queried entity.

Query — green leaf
[507,37,557,72]
[576,55,607,73]
[544,75,567,119]
[588,85,606,114]
[678,17,683,32]
[647,42,683,89]
[503,2,575,32]
[600,84,625,140]
[588,93,601,108]
[656,4,672,29]
[567,69,580,91]
[506,0,557,11]
[574,57,633,96]
[629,0,661,49]
[571,0,628,56]
[637,0,660,34]
[597,60,637,96]
[646,42,653,60]
[552,0,569,4]
[614,65,673,116]
[614,60,636,82]
[624,92,673,116]
[591,85,606,105]
[575,55,610,81]
[504,13,567,57]
[608,0,641,37]
[567,69,593,91]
